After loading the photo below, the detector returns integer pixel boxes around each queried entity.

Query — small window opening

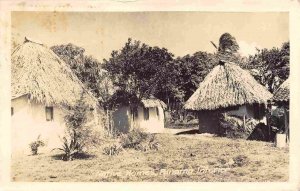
[156,107,160,120]
[144,108,149,120]
[131,107,138,121]
[11,107,14,116]
[253,103,261,119]
[45,106,54,121]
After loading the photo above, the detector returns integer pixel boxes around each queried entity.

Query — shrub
[219,114,258,139]
[119,129,159,152]
[247,122,276,142]
[56,93,101,161]
[119,128,148,148]
[29,135,45,155]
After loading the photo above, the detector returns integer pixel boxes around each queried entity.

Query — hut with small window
[184,60,272,134]
[11,37,101,152]
[272,78,289,145]
[112,97,167,133]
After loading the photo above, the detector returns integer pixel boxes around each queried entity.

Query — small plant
[29,135,45,155]
[135,142,150,152]
[55,130,83,161]
[147,134,159,151]
[103,143,123,156]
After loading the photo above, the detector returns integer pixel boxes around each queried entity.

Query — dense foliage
[171,52,218,101]
[51,44,114,109]
[102,38,176,106]
[244,42,290,93]
[52,33,289,108]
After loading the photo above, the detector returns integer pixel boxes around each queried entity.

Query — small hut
[11,37,101,152]
[272,78,289,144]
[112,97,167,133]
[184,60,272,134]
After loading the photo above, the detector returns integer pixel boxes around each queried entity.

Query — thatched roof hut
[184,61,272,111]
[272,78,289,104]
[11,37,98,107]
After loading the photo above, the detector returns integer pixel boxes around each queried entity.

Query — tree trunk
[106,109,110,135]
[110,110,114,135]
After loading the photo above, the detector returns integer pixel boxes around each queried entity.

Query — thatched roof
[141,98,167,110]
[273,78,289,103]
[184,61,272,111]
[11,38,98,107]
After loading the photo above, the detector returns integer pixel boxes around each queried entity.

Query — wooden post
[130,107,134,130]
[106,109,110,135]
[284,107,289,143]
[266,101,272,142]
[276,106,288,148]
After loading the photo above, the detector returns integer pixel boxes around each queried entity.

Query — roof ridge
[24,37,43,46]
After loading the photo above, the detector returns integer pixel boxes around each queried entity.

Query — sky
[11,12,289,61]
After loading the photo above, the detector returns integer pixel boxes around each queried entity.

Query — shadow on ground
[51,153,96,161]
[175,129,200,135]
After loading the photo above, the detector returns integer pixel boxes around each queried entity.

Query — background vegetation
[51,33,289,108]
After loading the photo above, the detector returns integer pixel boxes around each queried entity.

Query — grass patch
[11,133,288,182]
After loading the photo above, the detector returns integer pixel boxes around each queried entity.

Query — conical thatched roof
[273,78,289,103]
[184,61,272,111]
[11,38,98,107]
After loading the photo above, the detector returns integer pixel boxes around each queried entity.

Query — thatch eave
[272,78,289,104]
[141,98,167,110]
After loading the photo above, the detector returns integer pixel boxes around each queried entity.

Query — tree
[245,42,289,92]
[51,43,116,134]
[51,44,103,100]
[211,32,241,63]
[172,33,242,101]
[218,33,239,53]
[172,52,218,101]
[102,38,175,107]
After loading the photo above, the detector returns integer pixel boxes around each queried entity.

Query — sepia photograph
[8,11,291,182]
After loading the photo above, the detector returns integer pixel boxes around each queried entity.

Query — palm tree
[218,33,239,53]
[211,33,240,62]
